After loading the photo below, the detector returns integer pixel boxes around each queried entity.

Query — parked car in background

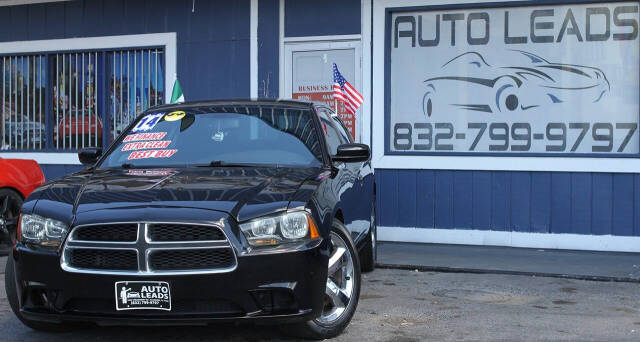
[0,157,45,254]
[55,113,103,149]
[2,115,46,149]
[5,100,376,339]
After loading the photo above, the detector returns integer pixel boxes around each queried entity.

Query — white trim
[371,0,640,173]
[278,0,285,98]
[378,226,640,253]
[250,0,258,98]
[282,34,362,43]
[362,0,372,147]
[0,32,177,102]
[0,152,79,165]
[375,156,640,174]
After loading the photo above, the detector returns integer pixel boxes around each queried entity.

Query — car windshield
[98,105,324,168]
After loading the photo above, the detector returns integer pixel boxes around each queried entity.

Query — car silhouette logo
[422,50,610,117]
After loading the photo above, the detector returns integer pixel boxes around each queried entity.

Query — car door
[316,106,372,244]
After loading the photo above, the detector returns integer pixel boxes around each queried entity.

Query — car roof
[147,98,322,112]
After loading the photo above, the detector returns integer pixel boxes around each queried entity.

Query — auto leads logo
[115,281,171,311]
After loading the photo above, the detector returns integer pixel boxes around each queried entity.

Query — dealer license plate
[115,281,171,311]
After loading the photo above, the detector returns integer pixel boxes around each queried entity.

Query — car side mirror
[78,148,102,166]
[333,143,370,163]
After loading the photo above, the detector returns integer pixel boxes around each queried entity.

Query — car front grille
[148,249,235,271]
[73,224,138,242]
[61,223,236,275]
[68,249,138,270]
[147,223,226,242]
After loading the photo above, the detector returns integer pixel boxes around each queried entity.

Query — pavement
[2,255,640,341]
[378,242,640,282]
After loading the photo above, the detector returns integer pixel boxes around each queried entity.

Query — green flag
[170,77,184,103]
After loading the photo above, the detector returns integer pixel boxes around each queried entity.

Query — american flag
[333,63,363,115]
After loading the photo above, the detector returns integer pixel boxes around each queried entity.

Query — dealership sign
[388,2,639,154]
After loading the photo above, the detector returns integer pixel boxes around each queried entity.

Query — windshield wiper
[196,160,260,168]
[121,163,134,169]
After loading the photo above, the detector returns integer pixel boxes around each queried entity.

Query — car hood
[33,166,323,223]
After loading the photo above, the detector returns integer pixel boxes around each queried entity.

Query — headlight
[239,211,319,247]
[19,214,69,248]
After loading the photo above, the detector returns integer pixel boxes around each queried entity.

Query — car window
[316,108,343,156]
[330,113,352,143]
[99,106,324,168]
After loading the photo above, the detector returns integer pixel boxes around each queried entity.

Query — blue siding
[612,174,634,236]
[591,174,613,235]
[284,0,360,37]
[378,170,398,227]
[635,175,640,236]
[0,0,251,101]
[453,172,473,229]
[376,169,640,237]
[530,172,550,233]
[396,170,417,227]
[258,0,279,98]
[491,172,510,231]
[570,173,591,234]
[434,171,455,229]
[471,171,491,230]
[416,170,435,228]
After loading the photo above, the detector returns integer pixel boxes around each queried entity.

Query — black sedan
[4,100,376,339]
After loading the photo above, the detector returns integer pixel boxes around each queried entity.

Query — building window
[1,48,165,151]
[109,49,165,139]
[2,55,47,150]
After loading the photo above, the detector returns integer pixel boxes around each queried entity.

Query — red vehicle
[0,158,45,253]
[56,114,103,148]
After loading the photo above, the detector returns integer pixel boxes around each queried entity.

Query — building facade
[1,0,639,252]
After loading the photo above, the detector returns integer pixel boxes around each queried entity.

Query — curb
[375,263,640,284]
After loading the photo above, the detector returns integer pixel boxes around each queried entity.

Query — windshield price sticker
[115,281,171,311]
[128,149,178,160]
[123,132,167,142]
[132,113,165,132]
[389,2,639,154]
[122,140,172,151]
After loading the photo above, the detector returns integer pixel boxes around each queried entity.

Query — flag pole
[334,98,338,114]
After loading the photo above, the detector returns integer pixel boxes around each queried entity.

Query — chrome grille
[61,223,236,275]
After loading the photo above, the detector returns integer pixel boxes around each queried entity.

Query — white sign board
[389,2,639,154]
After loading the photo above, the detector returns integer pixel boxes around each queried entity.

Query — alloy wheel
[317,231,355,324]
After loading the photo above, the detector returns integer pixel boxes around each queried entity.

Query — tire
[284,220,361,340]
[5,257,73,332]
[360,205,377,273]
[0,188,23,256]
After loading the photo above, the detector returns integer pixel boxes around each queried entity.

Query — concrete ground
[2,256,640,341]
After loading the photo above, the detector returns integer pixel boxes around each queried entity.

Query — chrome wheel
[317,231,355,324]
[371,209,376,255]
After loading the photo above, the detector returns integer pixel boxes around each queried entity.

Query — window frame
[0,33,176,164]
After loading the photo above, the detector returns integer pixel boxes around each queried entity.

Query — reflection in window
[109,49,164,139]
[52,52,101,150]
[1,55,46,150]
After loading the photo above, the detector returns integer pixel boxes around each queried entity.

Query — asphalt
[378,242,640,282]
[2,255,640,341]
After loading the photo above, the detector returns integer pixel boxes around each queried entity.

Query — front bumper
[11,240,328,326]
